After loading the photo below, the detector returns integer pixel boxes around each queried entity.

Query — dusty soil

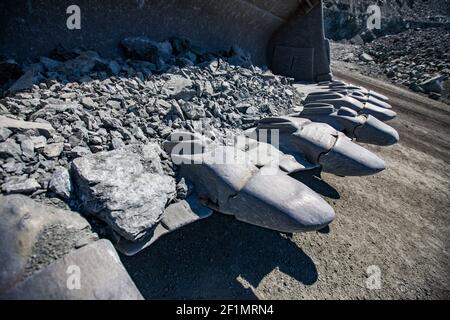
[121,63,450,300]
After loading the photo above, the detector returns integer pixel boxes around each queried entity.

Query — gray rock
[162,75,195,100]
[0,116,55,138]
[2,177,40,194]
[69,146,91,158]
[71,143,176,241]
[102,117,122,129]
[20,137,35,160]
[0,128,12,142]
[0,194,97,294]
[420,75,445,93]
[49,167,72,199]
[59,51,99,78]
[360,53,374,62]
[81,97,98,110]
[181,102,206,120]
[43,143,64,158]
[171,102,185,121]
[30,136,47,149]
[2,159,25,175]
[111,137,125,150]
[1,239,143,300]
[0,140,22,159]
[106,100,121,109]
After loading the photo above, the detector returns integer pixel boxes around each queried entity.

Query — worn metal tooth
[171,143,336,233]
[362,102,397,122]
[354,115,399,146]
[368,90,389,102]
[318,134,386,176]
[298,105,399,146]
[349,92,393,109]
[227,172,336,233]
[306,95,396,121]
[367,96,392,109]
[254,117,387,177]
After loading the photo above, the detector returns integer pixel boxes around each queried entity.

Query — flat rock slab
[0,116,54,138]
[71,143,176,241]
[1,239,143,300]
[0,195,97,294]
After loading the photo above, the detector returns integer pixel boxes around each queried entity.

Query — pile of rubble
[0,37,302,251]
[331,27,450,102]
[0,37,301,195]
[363,27,450,100]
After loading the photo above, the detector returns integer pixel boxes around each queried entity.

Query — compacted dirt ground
[121,63,450,300]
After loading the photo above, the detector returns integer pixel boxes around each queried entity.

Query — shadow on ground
[291,171,341,200]
[120,214,320,299]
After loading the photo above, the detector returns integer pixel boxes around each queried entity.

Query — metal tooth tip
[231,174,335,232]
[319,136,386,176]
[362,103,397,122]
[354,115,400,146]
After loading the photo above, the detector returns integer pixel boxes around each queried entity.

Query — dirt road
[121,66,450,300]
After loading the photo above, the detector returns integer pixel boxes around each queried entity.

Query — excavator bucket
[0,0,331,82]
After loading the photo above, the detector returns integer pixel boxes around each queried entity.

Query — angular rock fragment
[8,69,37,93]
[420,75,445,94]
[0,140,22,160]
[0,128,13,142]
[43,143,64,158]
[20,137,35,160]
[81,97,98,110]
[71,143,176,241]
[69,146,91,158]
[30,136,47,149]
[2,177,40,194]
[162,74,195,100]
[181,102,206,120]
[48,167,72,199]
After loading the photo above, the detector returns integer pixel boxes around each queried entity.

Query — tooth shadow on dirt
[120,214,319,299]
[290,171,341,200]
